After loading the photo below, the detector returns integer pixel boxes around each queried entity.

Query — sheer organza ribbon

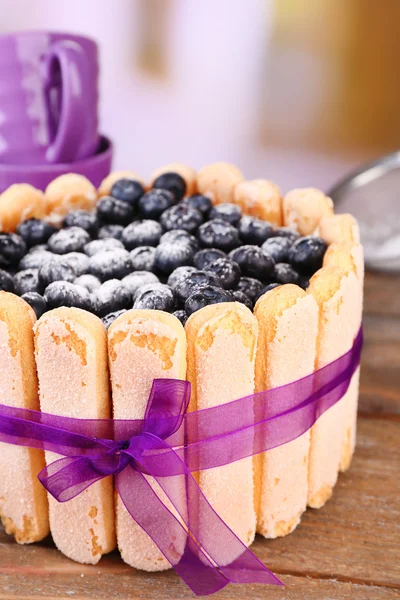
[0,327,363,596]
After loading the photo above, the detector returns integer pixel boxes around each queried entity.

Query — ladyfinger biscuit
[34,308,115,564]
[98,171,146,197]
[254,285,318,538]
[45,174,97,225]
[307,266,359,508]
[317,213,360,245]
[233,179,283,225]
[150,163,197,196]
[185,302,257,548]
[0,292,49,543]
[197,162,244,205]
[283,188,334,235]
[0,184,46,233]
[108,310,187,572]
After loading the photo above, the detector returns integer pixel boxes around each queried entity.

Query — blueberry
[21,292,47,318]
[272,227,300,242]
[110,178,145,207]
[298,275,310,290]
[44,281,94,311]
[19,250,53,271]
[121,220,163,250]
[17,219,56,247]
[134,284,176,312]
[175,271,221,305]
[209,203,241,226]
[185,285,232,316]
[121,271,160,298]
[0,269,15,293]
[262,236,293,263]
[89,249,132,282]
[0,233,27,268]
[231,290,253,311]
[84,238,124,256]
[48,227,91,254]
[193,248,226,269]
[288,236,327,275]
[273,263,300,285]
[197,219,240,252]
[38,257,76,288]
[229,246,275,280]
[62,253,90,276]
[153,172,186,202]
[98,224,124,240]
[63,210,99,237]
[182,194,212,216]
[14,269,41,295]
[138,189,175,220]
[167,266,198,289]
[28,244,48,253]
[102,309,127,330]
[238,216,274,245]
[97,196,134,225]
[256,283,281,301]
[235,277,263,302]
[129,246,156,272]
[74,274,101,293]
[154,242,195,275]
[173,309,188,326]
[160,204,203,234]
[204,258,241,290]
[96,279,132,317]
[160,229,199,252]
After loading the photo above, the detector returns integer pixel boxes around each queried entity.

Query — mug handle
[42,40,97,164]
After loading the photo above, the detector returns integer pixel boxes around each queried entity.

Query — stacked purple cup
[0,31,112,193]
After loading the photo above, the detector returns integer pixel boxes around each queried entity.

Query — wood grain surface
[1,270,399,599]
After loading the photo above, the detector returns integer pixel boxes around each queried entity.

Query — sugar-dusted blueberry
[262,236,293,263]
[84,238,124,257]
[44,281,94,311]
[48,227,91,254]
[239,216,274,245]
[185,285,232,316]
[14,269,41,296]
[21,292,47,318]
[0,233,27,268]
[74,274,101,294]
[98,224,124,240]
[273,262,300,285]
[231,290,253,311]
[167,266,198,289]
[175,270,221,305]
[89,249,132,282]
[96,279,132,317]
[160,229,199,252]
[0,268,15,293]
[138,189,175,220]
[256,282,281,301]
[121,220,163,250]
[152,172,186,202]
[63,210,99,237]
[235,277,263,302]
[288,236,327,275]
[134,284,176,312]
[19,250,53,271]
[160,204,203,234]
[209,203,241,226]
[204,257,241,290]
[97,196,134,225]
[110,178,145,207]
[172,309,188,326]
[121,271,160,298]
[17,219,56,247]
[229,245,275,280]
[193,248,226,270]
[197,219,240,252]
[38,257,76,288]
[272,227,300,242]
[129,246,156,272]
[62,252,90,277]
[102,309,127,330]
[154,241,195,275]
[182,194,212,216]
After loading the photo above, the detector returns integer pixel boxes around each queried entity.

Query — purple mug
[0,31,99,165]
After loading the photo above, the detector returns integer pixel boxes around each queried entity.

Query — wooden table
[1,271,399,599]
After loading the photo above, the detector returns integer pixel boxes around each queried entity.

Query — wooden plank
[364,271,400,318]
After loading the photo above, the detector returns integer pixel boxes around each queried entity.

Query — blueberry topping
[138,189,175,220]
[19,250,53,271]
[204,257,241,290]
[28,244,48,253]
[62,253,90,277]
[102,309,127,329]
[84,238,124,256]
[97,196,134,225]
[256,283,281,301]
[193,248,226,270]
[44,281,94,311]
[209,203,241,226]
[262,236,293,263]
[0,233,26,268]
[14,269,41,295]
[129,246,156,272]
[167,266,198,289]
[229,246,275,280]
[96,279,132,317]
[288,236,327,275]
[121,220,163,250]
[175,271,221,305]
[121,271,160,298]
[154,241,195,275]
[48,227,91,254]
[89,249,132,282]
[38,257,76,288]
[238,216,274,245]
[197,219,240,252]
[110,178,145,207]
[134,284,176,312]
[98,224,124,240]
[185,285,232,316]
[273,263,300,285]
[182,194,212,216]
[0,269,15,293]
[17,219,56,247]
[63,210,99,237]
[272,227,300,242]
[231,290,253,310]
[160,229,199,252]
[21,292,47,318]
[172,309,188,326]
[152,172,186,202]
[74,274,101,293]
[160,204,203,233]
[298,275,310,290]
[235,277,263,302]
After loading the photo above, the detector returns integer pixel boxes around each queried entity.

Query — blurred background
[1,0,399,192]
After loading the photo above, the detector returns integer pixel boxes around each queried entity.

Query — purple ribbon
[0,327,362,596]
